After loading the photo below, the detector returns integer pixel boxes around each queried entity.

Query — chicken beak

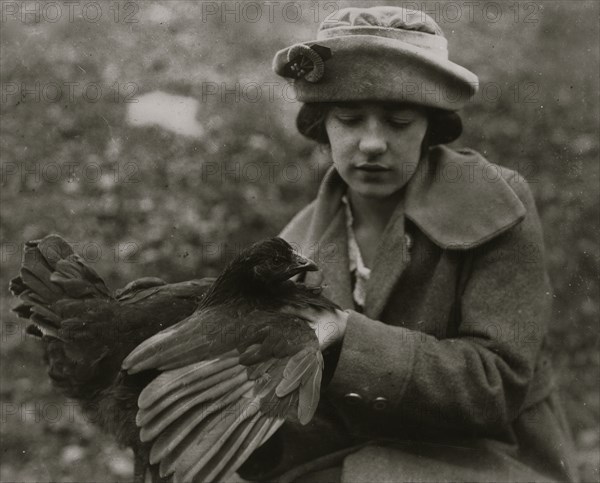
[286,253,318,279]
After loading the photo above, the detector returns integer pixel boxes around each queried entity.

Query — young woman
[239,6,578,483]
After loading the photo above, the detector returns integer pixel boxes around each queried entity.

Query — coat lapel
[363,200,411,319]
[309,209,355,310]
[295,168,355,310]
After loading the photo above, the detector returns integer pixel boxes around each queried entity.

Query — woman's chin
[349,182,404,199]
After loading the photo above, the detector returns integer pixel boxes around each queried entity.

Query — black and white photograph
[0,1,598,482]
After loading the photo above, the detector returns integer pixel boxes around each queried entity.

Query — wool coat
[238,145,578,483]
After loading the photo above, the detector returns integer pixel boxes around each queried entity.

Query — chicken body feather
[123,238,338,483]
[9,235,213,481]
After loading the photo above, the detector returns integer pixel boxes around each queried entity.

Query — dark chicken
[9,235,213,482]
[123,237,338,483]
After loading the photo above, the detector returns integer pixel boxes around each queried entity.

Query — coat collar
[404,145,527,250]
[289,145,526,318]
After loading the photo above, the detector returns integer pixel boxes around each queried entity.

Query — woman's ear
[318,143,331,156]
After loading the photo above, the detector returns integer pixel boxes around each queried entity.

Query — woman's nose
[358,120,387,155]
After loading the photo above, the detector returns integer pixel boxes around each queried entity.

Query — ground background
[1,1,598,481]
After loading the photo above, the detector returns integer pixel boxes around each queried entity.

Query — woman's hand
[281,306,349,350]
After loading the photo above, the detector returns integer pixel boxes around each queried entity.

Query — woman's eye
[336,115,362,125]
[387,118,413,128]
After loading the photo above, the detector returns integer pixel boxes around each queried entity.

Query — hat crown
[316,6,448,57]
[319,6,444,37]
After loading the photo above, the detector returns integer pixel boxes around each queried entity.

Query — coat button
[372,397,388,411]
[343,393,363,405]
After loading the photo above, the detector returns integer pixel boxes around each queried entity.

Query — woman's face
[324,102,428,199]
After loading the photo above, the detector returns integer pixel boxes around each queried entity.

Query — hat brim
[273,36,479,111]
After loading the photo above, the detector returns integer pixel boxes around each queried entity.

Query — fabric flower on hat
[282,44,332,83]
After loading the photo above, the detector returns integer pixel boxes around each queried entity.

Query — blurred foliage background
[0,1,598,481]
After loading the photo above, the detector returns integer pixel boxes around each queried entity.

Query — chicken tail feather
[9,234,111,339]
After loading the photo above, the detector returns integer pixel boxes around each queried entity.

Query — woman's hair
[296,102,463,146]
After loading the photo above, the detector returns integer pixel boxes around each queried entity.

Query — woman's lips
[354,164,391,172]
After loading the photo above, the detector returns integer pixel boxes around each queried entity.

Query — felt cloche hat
[273,6,479,111]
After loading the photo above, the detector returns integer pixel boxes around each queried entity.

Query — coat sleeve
[324,174,553,437]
